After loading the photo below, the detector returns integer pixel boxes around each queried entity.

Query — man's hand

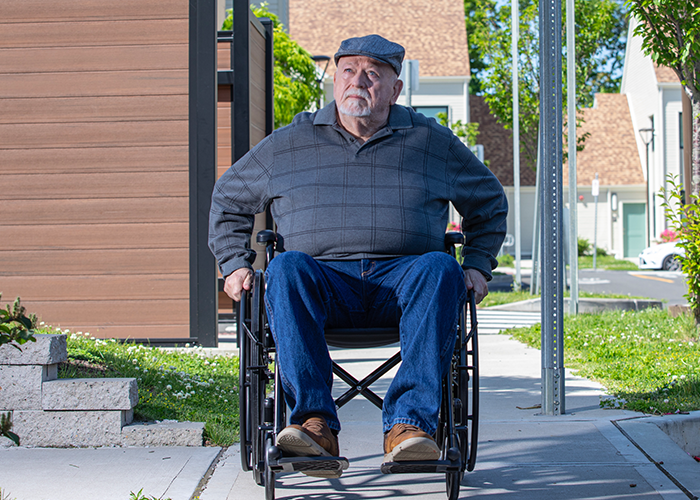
[464,268,488,305]
[224,268,254,302]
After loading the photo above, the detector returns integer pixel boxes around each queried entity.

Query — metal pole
[540,0,565,416]
[593,173,599,271]
[566,0,578,314]
[531,131,542,296]
[646,142,651,247]
[512,0,522,291]
[406,60,413,109]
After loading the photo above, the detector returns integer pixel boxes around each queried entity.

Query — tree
[222,5,321,128]
[464,0,498,95]
[470,0,628,170]
[624,0,700,196]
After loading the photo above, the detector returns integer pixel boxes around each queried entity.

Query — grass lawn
[578,254,639,270]
[47,327,240,446]
[480,290,648,308]
[503,308,700,414]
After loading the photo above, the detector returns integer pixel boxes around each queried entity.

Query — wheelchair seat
[237,231,479,500]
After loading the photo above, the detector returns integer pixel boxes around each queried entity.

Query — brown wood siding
[0,2,190,339]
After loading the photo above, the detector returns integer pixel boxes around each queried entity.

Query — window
[413,106,449,121]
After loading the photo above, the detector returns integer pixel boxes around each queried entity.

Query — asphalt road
[524,269,688,306]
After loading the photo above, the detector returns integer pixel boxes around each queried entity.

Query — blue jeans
[264,251,467,435]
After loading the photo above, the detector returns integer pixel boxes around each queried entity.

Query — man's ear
[391,78,404,105]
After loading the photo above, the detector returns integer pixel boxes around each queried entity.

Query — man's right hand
[224,268,254,302]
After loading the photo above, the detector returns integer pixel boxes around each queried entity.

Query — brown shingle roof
[564,93,644,186]
[654,63,679,83]
[288,0,469,77]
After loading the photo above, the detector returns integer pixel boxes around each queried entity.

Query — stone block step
[42,378,138,411]
[122,421,205,447]
[0,364,57,411]
[11,409,133,447]
[0,334,67,366]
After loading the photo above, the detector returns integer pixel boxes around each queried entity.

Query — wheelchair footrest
[270,456,349,474]
[380,460,460,475]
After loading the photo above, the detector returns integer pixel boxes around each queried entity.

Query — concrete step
[42,377,138,411]
[0,333,67,365]
[122,421,205,447]
[11,409,133,447]
[0,364,57,410]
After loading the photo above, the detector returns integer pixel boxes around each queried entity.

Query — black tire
[265,435,276,500]
[466,295,479,472]
[446,471,461,500]
[662,254,681,271]
[250,271,267,486]
[239,291,252,471]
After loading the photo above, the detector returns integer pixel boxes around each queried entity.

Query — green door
[623,202,646,257]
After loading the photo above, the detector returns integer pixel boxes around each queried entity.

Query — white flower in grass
[664,399,670,403]
[166,385,172,391]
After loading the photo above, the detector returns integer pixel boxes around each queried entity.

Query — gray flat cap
[334,34,405,75]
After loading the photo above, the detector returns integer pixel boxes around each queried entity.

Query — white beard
[338,89,372,117]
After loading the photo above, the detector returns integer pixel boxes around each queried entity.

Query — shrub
[578,237,591,256]
[498,253,514,267]
[661,175,700,322]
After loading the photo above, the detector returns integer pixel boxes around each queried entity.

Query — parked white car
[638,242,684,271]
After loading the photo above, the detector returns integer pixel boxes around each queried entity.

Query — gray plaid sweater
[209,102,508,280]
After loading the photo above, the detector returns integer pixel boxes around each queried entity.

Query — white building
[621,15,689,246]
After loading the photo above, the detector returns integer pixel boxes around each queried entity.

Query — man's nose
[350,70,370,87]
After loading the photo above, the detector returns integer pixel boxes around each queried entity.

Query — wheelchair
[237,230,480,500]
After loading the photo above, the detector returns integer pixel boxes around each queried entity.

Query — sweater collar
[314,101,413,130]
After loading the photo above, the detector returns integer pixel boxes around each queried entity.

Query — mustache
[343,88,371,100]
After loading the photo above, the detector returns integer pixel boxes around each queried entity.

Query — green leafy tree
[624,1,700,196]
[662,175,700,322]
[464,0,498,95]
[470,0,627,170]
[222,4,321,128]
[436,112,480,146]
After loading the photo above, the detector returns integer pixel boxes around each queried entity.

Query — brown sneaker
[383,423,440,462]
[276,415,343,477]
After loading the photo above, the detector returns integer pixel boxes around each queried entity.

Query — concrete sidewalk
[1,335,698,500]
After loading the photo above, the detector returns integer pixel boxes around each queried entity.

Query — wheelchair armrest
[445,232,464,247]
[256,229,278,245]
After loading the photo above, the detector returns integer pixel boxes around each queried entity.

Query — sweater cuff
[219,258,254,279]
[460,249,497,282]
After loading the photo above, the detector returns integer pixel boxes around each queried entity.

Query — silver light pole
[566,0,578,314]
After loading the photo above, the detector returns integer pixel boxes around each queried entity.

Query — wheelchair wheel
[264,435,276,500]
[238,288,253,472]
[250,271,268,486]
[465,294,479,472]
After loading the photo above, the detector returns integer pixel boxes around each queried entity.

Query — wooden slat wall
[0,0,190,339]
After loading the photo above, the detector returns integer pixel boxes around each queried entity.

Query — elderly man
[209,34,507,475]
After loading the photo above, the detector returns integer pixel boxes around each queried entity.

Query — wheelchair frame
[237,231,479,500]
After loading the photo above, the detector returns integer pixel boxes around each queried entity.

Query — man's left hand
[464,269,488,304]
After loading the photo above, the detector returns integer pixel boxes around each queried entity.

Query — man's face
[333,56,403,118]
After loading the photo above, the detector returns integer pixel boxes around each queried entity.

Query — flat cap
[334,34,405,75]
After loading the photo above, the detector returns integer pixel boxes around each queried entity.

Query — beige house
[286,0,472,125]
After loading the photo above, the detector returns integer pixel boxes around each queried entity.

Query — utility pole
[540,0,565,416]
